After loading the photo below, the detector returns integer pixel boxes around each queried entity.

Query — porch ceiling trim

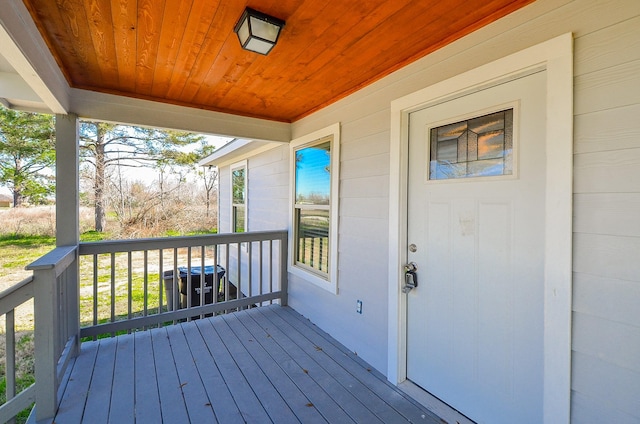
[0,1,68,114]
[199,138,285,168]
[70,88,291,142]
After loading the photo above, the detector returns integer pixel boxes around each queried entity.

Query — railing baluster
[259,241,264,306]
[269,239,274,305]
[110,252,116,337]
[143,250,148,328]
[186,247,192,321]
[319,237,323,272]
[159,249,164,328]
[6,309,15,424]
[280,235,288,306]
[127,251,132,332]
[237,242,242,305]
[200,246,206,319]
[93,254,98,339]
[173,248,178,325]
[213,244,219,305]
[225,243,230,304]
[248,241,253,304]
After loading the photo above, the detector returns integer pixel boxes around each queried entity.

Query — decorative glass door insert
[429,109,513,180]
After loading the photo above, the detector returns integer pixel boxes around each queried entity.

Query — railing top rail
[79,230,288,255]
[0,275,33,299]
[0,275,34,317]
[25,245,77,275]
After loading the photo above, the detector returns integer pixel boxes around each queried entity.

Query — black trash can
[178,265,225,308]
[163,265,225,311]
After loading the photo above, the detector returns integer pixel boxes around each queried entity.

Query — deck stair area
[53,305,441,423]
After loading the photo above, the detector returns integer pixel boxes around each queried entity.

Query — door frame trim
[387,33,573,423]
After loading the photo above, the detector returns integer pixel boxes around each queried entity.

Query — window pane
[295,208,329,273]
[232,168,245,204]
[233,205,245,233]
[295,141,330,205]
[429,109,513,180]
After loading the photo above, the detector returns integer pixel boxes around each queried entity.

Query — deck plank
[165,323,218,422]
[250,307,384,423]
[223,311,328,423]
[216,312,306,424]
[262,307,410,423]
[54,341,99,422]
[133,330,162,423]
[109,333,135,422]
[150,327,191,423]
[82,338,117,423]
[276,306,443,423]
[194,318,273,423]
[55,305,442,424]
[181,320,245,423]
[234,309,355,423]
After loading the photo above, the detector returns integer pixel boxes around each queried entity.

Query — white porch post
[55,113,80,246]
[32,114,80,421]
[55,113,80,356]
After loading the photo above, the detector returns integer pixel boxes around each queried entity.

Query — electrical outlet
[356,300,363,314]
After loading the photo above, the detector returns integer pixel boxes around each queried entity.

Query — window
[295,141,330,273]
[429,108,514,180]
[290,124,340,293]
[230,161,247,232]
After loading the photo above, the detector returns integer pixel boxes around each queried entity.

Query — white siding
[245,146,289,231]
[217,0,640,420]
[218,170,230,233]
[286,0,640,422]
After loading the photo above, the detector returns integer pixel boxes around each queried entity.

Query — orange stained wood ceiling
[22,0,535,123]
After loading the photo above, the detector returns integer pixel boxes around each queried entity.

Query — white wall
[217,0,639,421]
[287,0,640,422]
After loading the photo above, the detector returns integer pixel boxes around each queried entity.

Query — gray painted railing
[78,230,288,338]
[0,231,287,423]
[26,245,80,423]
[0,276,36,424]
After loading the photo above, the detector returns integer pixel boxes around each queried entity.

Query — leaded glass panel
[429,109,513,180]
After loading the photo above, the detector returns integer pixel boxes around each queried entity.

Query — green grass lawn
[0,235,54,424]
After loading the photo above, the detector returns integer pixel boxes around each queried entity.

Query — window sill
[288,264,337,295]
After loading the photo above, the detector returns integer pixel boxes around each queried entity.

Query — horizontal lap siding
[572,2,640,421]
[288,109,395,372]
[228,1,640,419]
[246,147,289,231]
[218,171,230,232]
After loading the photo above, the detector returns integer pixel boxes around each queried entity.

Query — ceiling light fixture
[234,8,285,55]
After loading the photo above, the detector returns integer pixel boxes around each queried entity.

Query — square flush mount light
[234,8,285,55]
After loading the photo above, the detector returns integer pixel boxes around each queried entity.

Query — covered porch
[55,305,438,423]
[0,228,444,423]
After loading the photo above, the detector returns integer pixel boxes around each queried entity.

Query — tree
[162,141,219,218]
[79,121,203,232]
[0,107,55,207]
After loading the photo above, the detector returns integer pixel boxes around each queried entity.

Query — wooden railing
[0,276,36,424]
[77,230,288,338]
[26,245,80,423]
[0,231,288,423]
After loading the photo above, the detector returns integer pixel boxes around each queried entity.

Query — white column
[55,113,79,246]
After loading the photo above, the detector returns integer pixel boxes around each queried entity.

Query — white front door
[406,71,546,424]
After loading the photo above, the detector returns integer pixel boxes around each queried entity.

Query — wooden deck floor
[54,305,442,423]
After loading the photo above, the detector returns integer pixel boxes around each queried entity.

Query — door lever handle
[403,262,418,293]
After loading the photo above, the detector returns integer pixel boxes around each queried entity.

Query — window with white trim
[290,124,340,293]
[230,161,247,233]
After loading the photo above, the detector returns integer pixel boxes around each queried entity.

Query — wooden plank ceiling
[22,0,534,123]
